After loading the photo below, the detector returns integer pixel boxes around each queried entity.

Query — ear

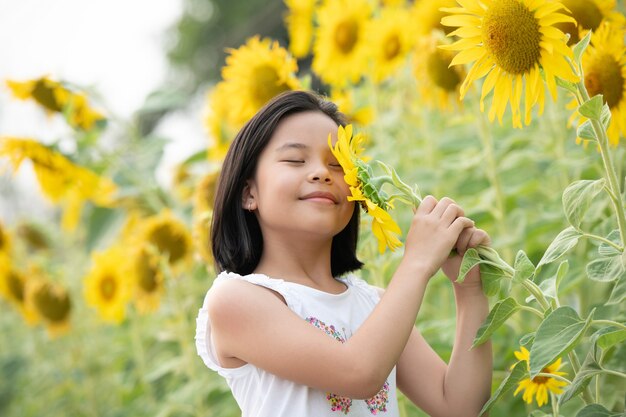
[242,180,258,211]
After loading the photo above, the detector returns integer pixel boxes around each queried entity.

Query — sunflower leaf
[586,255,624,282]
[472,297,520,348]
[601,103,612,128]
[607,274,626,305]
[537,227,582,269]
[478,361,527,416]
[577,120,597,141]
[559,347,603,405]
[578,95,604,121]
[573,30,592,65]
[556,77,578,94]
[575,403,622,417]
[529,306,595,378]
[513,250,535,283]
[562,179,605,230]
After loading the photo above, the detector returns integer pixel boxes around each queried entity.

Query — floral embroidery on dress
[305,316,389,414]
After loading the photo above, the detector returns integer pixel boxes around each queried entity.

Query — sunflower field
[1,0,625,416]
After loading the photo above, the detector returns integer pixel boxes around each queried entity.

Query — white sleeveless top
[195,271,399,417]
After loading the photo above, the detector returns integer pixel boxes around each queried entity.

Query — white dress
[195,271,400,417]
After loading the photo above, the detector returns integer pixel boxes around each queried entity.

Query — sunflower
[330,88,374,125]
[192,169,221,264]
[6,76,104,130]
[0,263,39,324]
[16,223,50,252]
[131,245,165,314]
[204,82,237,162]
[220,36,300,127]
[366,6,415,83]
[556,0,625,45]
[84,246,131,323]
[512,346,568,406]
[413,34,466,111]
[25,276,71,337]
[0,137,117,230]
[440,0,579,128]
[572,22,626,146]
[284,0,317,58]
[312,0,372,87]
[0,221,11,254]
[137,209,193,266]
[411,0,458,37]
[329,125,402,253]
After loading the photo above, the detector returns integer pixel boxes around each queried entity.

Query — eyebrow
[274,142,309,152]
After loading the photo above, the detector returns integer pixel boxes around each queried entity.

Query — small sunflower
[6,76,104,131]
[329,88,374,126]
[25,276,71,337]
[131,245,165,314]
[192,169,221,264]
[512,346,568,407]
[441,0,579,127]
[413,34,466,111]
[410,0,458,37]
[84,246,131,323]
[0,263,39,324]
[284,0,317,58]
[329,125,402,253]
[556,0,625,45]
[572,22,626,146]
[220,36,300,127]
[366,6,415,83]
[16,223,50,252]
[0,221,11,254]
[138,209,193,266]
[312,0,372,87]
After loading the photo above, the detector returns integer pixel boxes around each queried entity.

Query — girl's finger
[468,229,491,247]
[431,197,457,218]
[456,227,475,254]
[441,203,464,226]
[450,216,475,236]
[417,195,438,215]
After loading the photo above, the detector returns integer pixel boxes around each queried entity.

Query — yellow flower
[204,83,237,162]
[410,0,458,37]
[556,0,625,45]
[284,0,317,58]
[84,246,132,323]
[16,223,50,252]
[192,169,221,264]
[25,275,72,337]
[513,346,568,407]
[441,0,579,128]
[413,34,466,111]
[329,124,402,253]
[572,22,626,146]
[329,88,374,126]
[366,6,415,83]
[0,137,117,230]
[312,0,372,87]
[0,221,11,255]
[6,76,104,130]
[130,245,165,314]
[0,258,39,324]
[220,36,300,127]
[137,209,193,266]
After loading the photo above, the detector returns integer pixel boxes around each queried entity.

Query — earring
[248,202,253,212]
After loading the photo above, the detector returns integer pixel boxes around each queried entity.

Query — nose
[309,164,333,183]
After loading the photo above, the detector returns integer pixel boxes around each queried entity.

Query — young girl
[195,90,492,416]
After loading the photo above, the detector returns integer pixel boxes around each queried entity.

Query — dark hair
[211,90,363,277]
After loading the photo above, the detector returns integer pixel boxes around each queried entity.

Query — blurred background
[0,0,624,416]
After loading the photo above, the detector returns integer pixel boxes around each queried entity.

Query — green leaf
[598,230,622,256]
[559,348,602,405]
[182,149,208,165]
[577,120,597,140]
[555,260,569,293]
[586,256,624,282]
[562,179,606,230]
[597,328,626,350]
[513,250,535,283]
[472,298,520,348]
[457,248,481,283]
[575,404,623,417]
[573,30,592,64]
[537,227,582,269]
[529,307,595,378]
[479,263,505,297]
[478,361,527,416]
[601,103,612,128]
[607,274,626,305]
[556,76,578,94]
[519,332,535,347]
[578,95,604,121]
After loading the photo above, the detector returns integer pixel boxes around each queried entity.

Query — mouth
[300,191,339,204]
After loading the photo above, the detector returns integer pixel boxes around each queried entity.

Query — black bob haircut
[211,90,363,277]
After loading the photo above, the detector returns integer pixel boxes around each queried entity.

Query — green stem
[550,392,560,417]
[536,372,572,385]
[591,319,626,330]
[582,233,623,251]
[521,279,551,311]
[519,305,545,318]
[568,350,594,404]
[602,369,626,379]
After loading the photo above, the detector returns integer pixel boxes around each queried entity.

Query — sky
[0,0,208,222]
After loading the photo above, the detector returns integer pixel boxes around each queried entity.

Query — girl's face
[245,111,354,241]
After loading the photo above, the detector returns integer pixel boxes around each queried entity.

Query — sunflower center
[148,224,188,264]
[426,50,462,91]
[585,53,624,109]
[0,229,6,251]
[136,251,159,292]
[7,271,25,302]
[482,0,542,74]
[384,34,401,61]
[32,79,64,113]
[556,0,603,45]
[33,283,71,322]
[334,19,359,54]
[99,275,117,300]
[251,65,291,107]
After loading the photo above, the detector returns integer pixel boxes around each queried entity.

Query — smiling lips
[300,191,339,204]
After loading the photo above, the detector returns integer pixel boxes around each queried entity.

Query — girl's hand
[402,195,476,279]
[441,226,491,288]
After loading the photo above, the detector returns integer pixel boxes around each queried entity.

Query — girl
[196,90,492,416]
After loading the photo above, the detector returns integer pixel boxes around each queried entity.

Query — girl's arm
[397,227,493,417]
[207,196,474,399]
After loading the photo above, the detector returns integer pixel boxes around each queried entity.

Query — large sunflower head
[25,276,72,337]
[414,34,465,111]
[329,125,402,253]
[512,346,568,407]
[284,0,317,58]
[555,0,625,45]
[221,36,300,127]
[131,245,165,314]
[84,246,131,323]
[578,22,626,146]
[366,6,415,83]
[441,0,579,128]
[204,82,237,163]
[138,210,192,266]
[312,0,372,87]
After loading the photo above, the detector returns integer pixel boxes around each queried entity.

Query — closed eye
[281,160,305,164]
